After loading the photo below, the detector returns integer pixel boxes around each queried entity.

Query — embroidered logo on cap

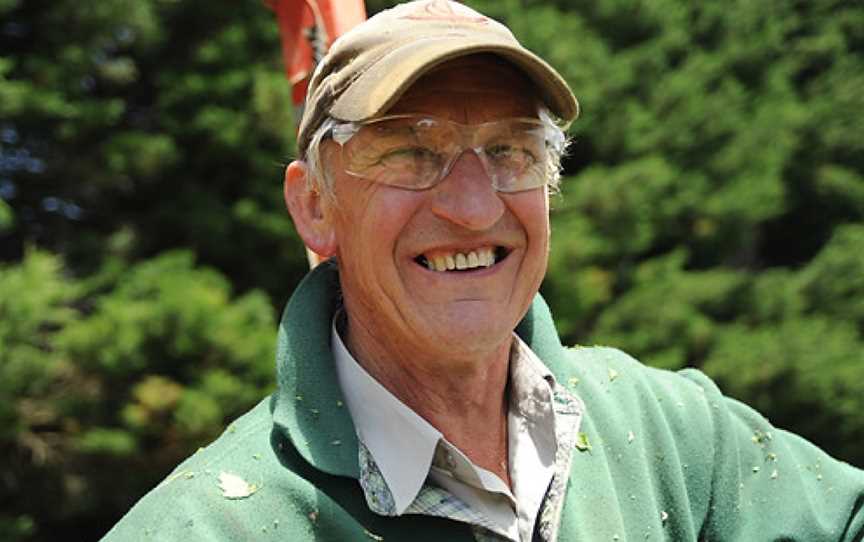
[401,0,488,24]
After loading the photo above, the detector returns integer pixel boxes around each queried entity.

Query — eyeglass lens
[340,116,552,193]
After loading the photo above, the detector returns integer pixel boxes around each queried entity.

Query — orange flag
[267,0,367,109]
[266,0,367,268]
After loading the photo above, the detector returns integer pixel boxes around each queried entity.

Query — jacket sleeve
[680,368,864,541]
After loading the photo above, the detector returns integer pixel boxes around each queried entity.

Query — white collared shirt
[332,324,560,542]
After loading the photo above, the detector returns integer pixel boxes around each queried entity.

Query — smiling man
[103,1,864,541]
[284,53,562,540]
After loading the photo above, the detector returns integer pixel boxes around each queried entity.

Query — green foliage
[1,0,862,539]
[0,250,275,541]
[0,0,307,299]
[590,251,746,370]
[798,224,864,325]
[0,197,15,232]
[0,250,75,441]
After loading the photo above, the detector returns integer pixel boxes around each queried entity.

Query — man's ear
[283,160,337,258]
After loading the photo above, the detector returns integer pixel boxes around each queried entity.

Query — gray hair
[304,117,339,200]
[302,107,569,200]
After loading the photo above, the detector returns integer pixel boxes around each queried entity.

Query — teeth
[455,253,468,269]
[421,247,499,272]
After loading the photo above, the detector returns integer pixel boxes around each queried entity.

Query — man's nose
[430,151,505,230]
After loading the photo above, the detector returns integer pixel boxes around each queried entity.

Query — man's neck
[342,314,513,486]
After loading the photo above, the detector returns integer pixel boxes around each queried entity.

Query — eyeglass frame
[315,109,568,194]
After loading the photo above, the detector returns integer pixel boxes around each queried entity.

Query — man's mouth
[414,246,510,272]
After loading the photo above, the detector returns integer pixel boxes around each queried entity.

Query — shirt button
[445,451,457,469]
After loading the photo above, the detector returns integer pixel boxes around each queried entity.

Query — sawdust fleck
[575,432,591,452]
[365,528,384,541]
[218,471,259,500]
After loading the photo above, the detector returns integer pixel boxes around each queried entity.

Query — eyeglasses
[328,114,565,193]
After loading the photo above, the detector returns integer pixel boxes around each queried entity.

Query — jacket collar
[270,260,568,479]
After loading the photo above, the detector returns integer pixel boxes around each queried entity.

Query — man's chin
[417,308,517,354]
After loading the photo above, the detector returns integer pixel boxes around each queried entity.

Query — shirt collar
[332,322,561,516]
[332,323,442,513]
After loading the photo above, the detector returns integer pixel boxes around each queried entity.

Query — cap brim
[329,36,579,124]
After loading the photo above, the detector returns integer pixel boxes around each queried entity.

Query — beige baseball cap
[296,0,579,154]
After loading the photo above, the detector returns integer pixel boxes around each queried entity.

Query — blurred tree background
[0,0,861,539]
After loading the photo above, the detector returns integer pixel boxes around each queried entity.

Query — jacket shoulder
[100,398,362,541]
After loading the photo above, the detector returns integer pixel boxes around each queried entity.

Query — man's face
[322,59,551,367]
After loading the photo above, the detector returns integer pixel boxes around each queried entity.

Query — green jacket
[103,262,864,541]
